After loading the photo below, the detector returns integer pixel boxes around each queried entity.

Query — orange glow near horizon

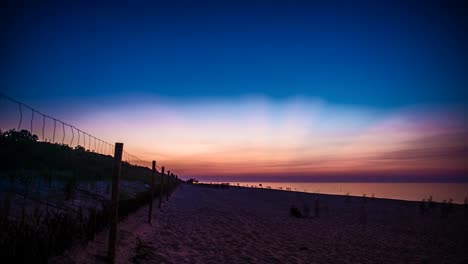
[68,96,468,177]
[2,95,467,177]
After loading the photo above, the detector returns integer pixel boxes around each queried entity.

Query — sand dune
[54,184,468,263]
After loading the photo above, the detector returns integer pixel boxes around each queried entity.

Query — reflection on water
[212,182,468,204]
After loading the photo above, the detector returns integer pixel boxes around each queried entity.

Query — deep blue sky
[1,0,467,108]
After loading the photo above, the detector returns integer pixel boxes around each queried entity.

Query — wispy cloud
[51,95,465,178]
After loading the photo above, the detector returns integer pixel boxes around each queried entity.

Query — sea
[201,181,468,204]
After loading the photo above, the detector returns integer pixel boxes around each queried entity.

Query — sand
[53,184,468,263]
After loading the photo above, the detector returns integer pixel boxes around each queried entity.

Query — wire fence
[0,93,180,263]
[0,93,155,166]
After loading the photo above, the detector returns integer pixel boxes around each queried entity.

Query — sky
[1,0,467,180]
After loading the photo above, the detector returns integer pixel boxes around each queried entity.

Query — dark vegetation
[0,129,171,263]
[290,205,302,218]
[0,129,151,182]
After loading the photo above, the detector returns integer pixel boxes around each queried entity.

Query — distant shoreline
[193,175,468,183]
[195,182,468,204]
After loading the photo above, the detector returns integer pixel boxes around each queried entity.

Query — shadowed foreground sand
[54,184,468,263]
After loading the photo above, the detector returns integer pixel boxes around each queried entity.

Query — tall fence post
[168,173,172,195]
[170,173,174,195]
[166,171,170,201]
[159,166,165,209]
[108,143,123,264]
[148,160,156,224]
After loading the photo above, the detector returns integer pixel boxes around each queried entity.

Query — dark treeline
[0,129,152,183]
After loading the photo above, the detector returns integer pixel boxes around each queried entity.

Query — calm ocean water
[203,182,468,204]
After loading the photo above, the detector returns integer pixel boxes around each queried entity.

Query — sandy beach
[54,184,468,264]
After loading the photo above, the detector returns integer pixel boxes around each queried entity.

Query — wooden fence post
[148,160,156,224]
[167,170,170,197]
[171,173,174,194]
[166,171,170,201]
[108,143,123,264]
[171,173,174,195]
[159,166,165,209]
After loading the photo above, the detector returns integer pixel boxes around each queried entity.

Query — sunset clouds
[1,93,467,179]
[38,96,466,178]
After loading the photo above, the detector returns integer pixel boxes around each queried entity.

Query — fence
[0,93,181,263]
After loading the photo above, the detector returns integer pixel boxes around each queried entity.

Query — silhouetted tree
[0,129,38,143]
[74,145,86,152]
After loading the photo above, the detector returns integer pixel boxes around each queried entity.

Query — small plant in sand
[41,167,53,189]
[345,192,351,204]
[290,205,302,218]
[419,198,427,216]
[63,176,77,201]
[447,198,454,215]
[440,200,450,218]
[359,203,367,225]
[1,193,12,219]
[119,189,130,200]
[302,200,310,218]
[428,195,435,210]
[18,169,33,199]
[464,196,468,216]
[315,199,320,218]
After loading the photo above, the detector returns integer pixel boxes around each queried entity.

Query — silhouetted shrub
[359,204,367,225]
[315,199,320,218]
[448,198,454,215]
[428,195,435,210]
[302,202,310,218]
[74,145,86,152]
[419,199,426,216]
[63,176,77,201]
[345,192,351,204]
[290,205,302,218]
[0,129,38,143]
[441,200,448,218]
[464,197,468,216]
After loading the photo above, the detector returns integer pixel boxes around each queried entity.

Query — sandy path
[55,184,468,263]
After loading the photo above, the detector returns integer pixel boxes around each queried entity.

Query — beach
[54,184,468,263]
